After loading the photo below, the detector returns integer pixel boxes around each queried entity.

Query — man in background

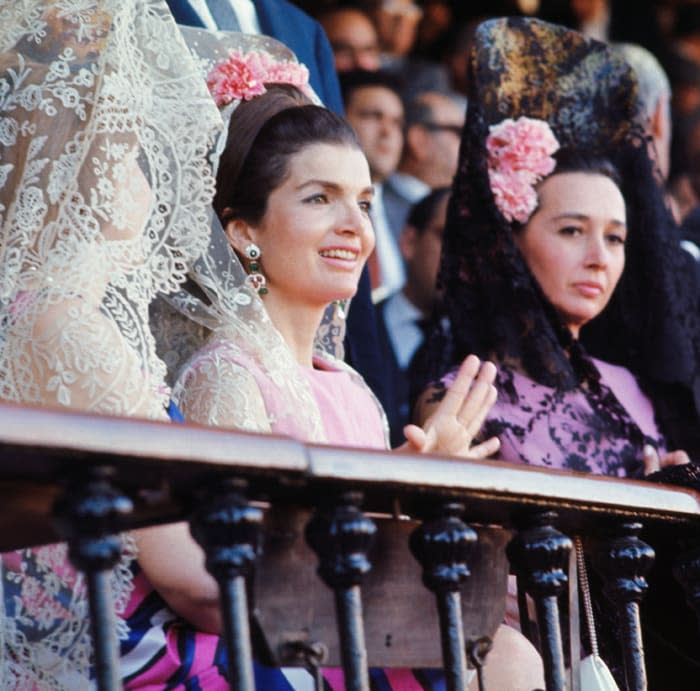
[384,89,465,239]
[341,69,406,302]
[376,188,449,445]
[166,0,343,112]
[318,5,382,73]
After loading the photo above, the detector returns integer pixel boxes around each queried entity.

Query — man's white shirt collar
[187,0,261,34]
[388,172,430,204]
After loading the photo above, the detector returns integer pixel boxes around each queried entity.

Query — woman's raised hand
[402,354,500,458]
[642,444,690,475]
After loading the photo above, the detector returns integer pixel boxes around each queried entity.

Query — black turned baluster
[507,511,571,691]
[189,478,263,691]
[593,522,654,691]
[53,466,133,691]
[409,502,476,691]
[674,543,700,631]
[305,491,376,691]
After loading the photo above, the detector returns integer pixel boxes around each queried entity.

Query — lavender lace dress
[443,357,665,478]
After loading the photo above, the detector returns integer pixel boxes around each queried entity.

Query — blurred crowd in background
[291,0,700,230]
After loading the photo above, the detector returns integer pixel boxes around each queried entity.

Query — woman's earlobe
[224,217,255,255]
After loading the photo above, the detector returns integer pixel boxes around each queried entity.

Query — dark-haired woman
[121,32,548,688]
[416,16,700,687]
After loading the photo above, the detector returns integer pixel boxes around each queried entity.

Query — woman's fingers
[447,358,496,425]
[642,445,660,475]
[405,355,499,457]
[402,423,431,453]
[435,354,481,417]
[464,435,501,460]
[459,382,498,438]
[643,446,690,475]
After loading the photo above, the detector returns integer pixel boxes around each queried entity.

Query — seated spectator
[318,4,382,73]
[133,28,546,691]
[369,0,423,63]
[613,42,671,183]
[340,69,406,301]
[166,0,344,113]
[384,89,465,239]
[441,18,483,97]
[167,0,390,415]
[0,0,221,685]
[416,17,700,687]
[377,188,449,446]
[324,0,452,95]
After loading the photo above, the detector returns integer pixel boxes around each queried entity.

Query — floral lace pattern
[1,537,137,690]
[0,0,220,417]
[438,356,666,477]
[173,329,326,442]
[480,361,663,477]
[0,1,222,686]
[172,333,389,447]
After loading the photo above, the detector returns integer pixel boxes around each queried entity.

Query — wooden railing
[1,401,700,690]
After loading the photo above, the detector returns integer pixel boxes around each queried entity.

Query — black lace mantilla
[416,17,700,459]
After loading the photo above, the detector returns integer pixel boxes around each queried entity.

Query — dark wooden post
[53,466,133,691]
[189,478,263,691]
[410,502,477,691]
[507,511,571,691]
[674,543,700,631]
[594,522,654,691]
[305,491,376,691]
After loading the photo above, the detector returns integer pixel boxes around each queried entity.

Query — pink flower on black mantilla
[486,116,559,223]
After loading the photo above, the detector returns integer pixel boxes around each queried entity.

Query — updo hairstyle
[213,84,362,226]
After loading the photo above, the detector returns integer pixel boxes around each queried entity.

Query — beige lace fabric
[0,0,220,419]
[0,1,221,687]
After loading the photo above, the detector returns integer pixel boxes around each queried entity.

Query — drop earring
[244,243,268,296]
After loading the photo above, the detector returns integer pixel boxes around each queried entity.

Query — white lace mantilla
[1,537,136,690]
[0,0,222,687]
[0,0,221,418]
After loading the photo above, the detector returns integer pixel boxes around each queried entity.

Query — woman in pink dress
[121,30,546,691]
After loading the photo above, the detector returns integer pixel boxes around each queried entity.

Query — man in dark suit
[376,188,449,446]
[166,0,389,407]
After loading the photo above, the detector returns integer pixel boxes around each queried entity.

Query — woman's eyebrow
[551,212,626,226]
[296,180,375,197]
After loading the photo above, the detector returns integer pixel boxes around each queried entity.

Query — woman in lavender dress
[415,17,700,688]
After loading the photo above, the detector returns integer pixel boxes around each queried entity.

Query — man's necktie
[206,0,242,31]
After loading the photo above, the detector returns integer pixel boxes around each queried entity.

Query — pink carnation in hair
[486,117,559,223]
[488,168,539,224]
[207,51,267,106]
[487,117,559,179]
[206,50,312,107]
[257,52,312,96]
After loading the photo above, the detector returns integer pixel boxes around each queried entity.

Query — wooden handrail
[3,401,700,690]
[0,400,698,545]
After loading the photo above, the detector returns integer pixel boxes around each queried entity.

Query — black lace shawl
[417,17,700,460]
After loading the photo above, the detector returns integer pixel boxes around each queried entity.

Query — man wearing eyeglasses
[384,89,465,241]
